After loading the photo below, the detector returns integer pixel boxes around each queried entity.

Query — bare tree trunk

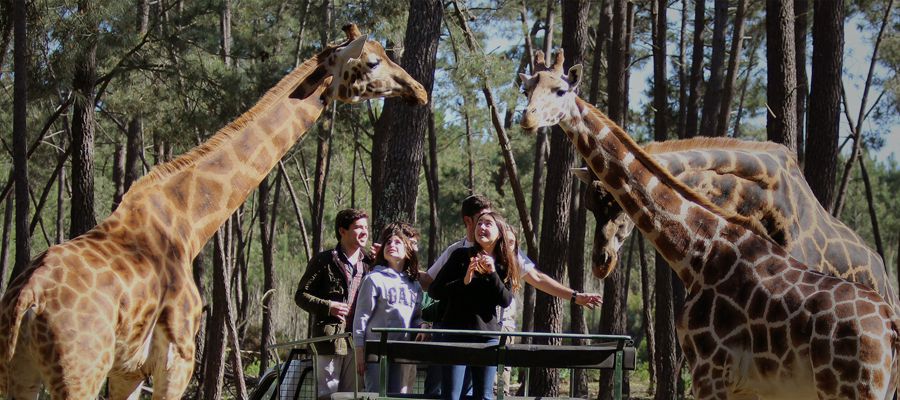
[138,0,150,35]
[56,131,66,245]
[258,172,279,375]
[677,0,689,138]
[716,0,748,137]
[202,228,230,400]
[311,0,333,253]
[124,117,143,191]
[567,180,589,397]
[733,36,762,138]
[637,236,656,391]
[766,0,798,152]
[652,1,676,398]
[832,0,893,217]
[112,144,125,210]
[804,0,843,210]
[280,162,310,261]
[372,0,442,235]
[794,0,809,166]
[69,0,99,239]
[424,109,441,266]
[685,0,705,138]
[464,109,475,193]
[0,10,12,82]
[220,0,232,67]
[700,0,728,136]
[589,0,610,106]
[11,0,30,283]
[858,155,885,260]
[0,195,13,292]
[192,250,207,394]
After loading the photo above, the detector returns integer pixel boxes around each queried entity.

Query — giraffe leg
[6,340,42,400]
[148,342,195,400]
[108,371,145,400]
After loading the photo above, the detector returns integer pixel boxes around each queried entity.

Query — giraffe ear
[338,35,367,61]
[518,73,532,87]
[566,64,583,90]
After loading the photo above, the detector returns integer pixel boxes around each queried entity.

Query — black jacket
[294,246,372,355]
[428,247,513,332]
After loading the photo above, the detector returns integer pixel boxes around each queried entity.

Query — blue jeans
[365,362,404,393]
[440,336,499,400]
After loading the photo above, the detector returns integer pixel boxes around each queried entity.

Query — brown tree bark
[766,0,798,152]
[685,0,705,138]
[637,236,656,391]
[716,0,748,137]
[280,161,311,261]
[10,0,30,282]
[700,0,729,136]
[0,194,13,292]
[567,179,589,397]
[192,250,207,394]
[202,227,231,400]
[56,132,66,245]
[804,0,843,210]
[794,0,809,166]
[124,117,143,191]
[589,0,610,106]
[371,0,442,235]
[424,109,441,266]
[112,144,125,210]
[652,0,677,398]
[258,171,280,375]
[310,0,333,253]
[858,155,885,260]
[70,0,98,239]
[220,0,232,67]
[677,0,689,138]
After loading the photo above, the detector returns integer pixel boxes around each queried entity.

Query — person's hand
[356,347,366,376]
[575,292,603,309]
[415,332,430,341]
[464,264,476,285]
[329,301,350,320]
[370,242,382,257]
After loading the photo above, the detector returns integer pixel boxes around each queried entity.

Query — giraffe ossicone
[521,48,900,400]
[0,23,425,399]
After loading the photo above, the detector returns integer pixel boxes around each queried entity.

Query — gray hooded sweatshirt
[353,265,425,347]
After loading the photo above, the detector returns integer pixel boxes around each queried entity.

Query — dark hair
[334,208,368,241]
[375,223,420,281]
[474,211,521,291]
[461,194,493,219]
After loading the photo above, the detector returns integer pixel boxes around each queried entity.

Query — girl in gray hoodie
[353,224,425,393]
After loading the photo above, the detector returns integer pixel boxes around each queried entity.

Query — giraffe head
[310,24,428,105]
[575,168,635,278]
[519,49,582,130]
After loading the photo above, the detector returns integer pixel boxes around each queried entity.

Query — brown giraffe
[0,24,426,400]
[573,138,897,315]
[520,50,900,399]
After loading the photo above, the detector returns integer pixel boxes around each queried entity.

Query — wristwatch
[571,290,579,302]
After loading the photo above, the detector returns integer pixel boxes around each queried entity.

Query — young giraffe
[520,50,900,399]
[0,24,426,400]
[575,138,896,316]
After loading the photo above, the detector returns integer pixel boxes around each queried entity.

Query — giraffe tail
[0,278,38,364]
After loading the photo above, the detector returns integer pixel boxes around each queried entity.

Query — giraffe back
[588,138,895,311]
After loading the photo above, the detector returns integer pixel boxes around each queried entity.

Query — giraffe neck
[108,55,330,261]
[562,97,757,289]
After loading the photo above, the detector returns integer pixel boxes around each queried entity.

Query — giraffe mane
[580,102,776,243]
[644,137,797,164]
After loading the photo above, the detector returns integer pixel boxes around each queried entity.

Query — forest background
[0,0,898,399]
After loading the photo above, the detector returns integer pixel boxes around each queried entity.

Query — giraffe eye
[366,59,381,69]
[556,90,566,97]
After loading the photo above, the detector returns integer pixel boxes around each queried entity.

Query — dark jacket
[428,247,513,333]
[295,246,372,355]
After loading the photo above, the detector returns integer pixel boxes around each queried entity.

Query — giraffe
[572,137,897,316]
[520,50,900,399]
[0,24,426,400]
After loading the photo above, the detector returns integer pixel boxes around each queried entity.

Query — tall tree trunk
[700,0,728,136]
[858,155,885,260]
[220,0,232,67]
[766,0,798,152]
[464,109,475,193]
[685,0,705,138]
[637,236,656,391]
[424,109,441,266]
[567,180,589,398]
[804,0,843,210]
[202,228,230,400]
[124,117,143,191]
[138,0,150,35]
[112,144,126,210]
[598,1,629,400]
[11,0,30,282]
[652,1,677,398]
[280,162,311,261]
[794,0,809,166]
[258,173,277,375]
[310,0,332,253]
[716,0,748,137]
[588,0,610,106]
[192,250,207,394]
[371,0,442,235]
[677,0,689,138]
[70,1,98,239]
[56,130,66,244]
[733,36,762,138]
[0,195,13,292]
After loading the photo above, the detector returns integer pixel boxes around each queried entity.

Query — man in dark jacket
[295,208,372,398]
